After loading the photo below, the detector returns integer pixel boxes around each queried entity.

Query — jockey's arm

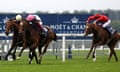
[96,16,103,22]
[87,16,95,23]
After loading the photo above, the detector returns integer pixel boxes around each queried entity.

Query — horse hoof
[93,58,96,62]
[16,56,20,60]
[8,55,14,61]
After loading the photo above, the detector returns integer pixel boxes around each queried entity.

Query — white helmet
[16,14,22,21]
[33,15,41,21]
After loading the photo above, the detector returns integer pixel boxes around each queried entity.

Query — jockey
[87,13,116,36]
[26,14,47,36]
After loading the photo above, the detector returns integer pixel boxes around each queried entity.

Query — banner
[0,13,92,40]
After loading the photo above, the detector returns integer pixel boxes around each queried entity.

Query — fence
[1,33,120,61]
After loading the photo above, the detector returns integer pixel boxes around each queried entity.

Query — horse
[19,19,57,64]
[84,23,119,62]
[5,18,23,60]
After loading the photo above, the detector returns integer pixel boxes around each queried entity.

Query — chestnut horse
[19,19,57,64]
[84,23,119,62]
[5,18,23,60]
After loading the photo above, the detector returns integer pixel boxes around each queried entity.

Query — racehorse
[84,23,119,62]
[19,19,57,64]
[5,18,23,60]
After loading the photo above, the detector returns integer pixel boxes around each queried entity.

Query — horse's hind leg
[111,48,118,62]
[108,48,112,62]
[108,44,118,62]
[42,41,50,54]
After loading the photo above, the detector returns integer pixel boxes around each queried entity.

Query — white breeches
[102,20,111,28]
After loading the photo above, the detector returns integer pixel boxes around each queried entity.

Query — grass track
[0,50,120,72]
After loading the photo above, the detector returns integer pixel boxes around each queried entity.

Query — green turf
[0,50,120,72]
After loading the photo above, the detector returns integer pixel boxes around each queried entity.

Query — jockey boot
[42,30,47,37]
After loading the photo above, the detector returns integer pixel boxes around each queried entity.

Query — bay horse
[19,19,57,64]
[5,18,23,60]
[84,23,119,62]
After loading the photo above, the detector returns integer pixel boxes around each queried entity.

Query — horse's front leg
[17,47,25,60]
[92,45,97,62]
[5,42,15,60]
[12,46,18,60]
[86,42,95,59]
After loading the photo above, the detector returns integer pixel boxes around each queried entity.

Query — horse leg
[17,47,25,60]
[86,43,95,59]
[32,49,38,64]
[38,43,49,64]
[110,47,118,62]
[29,44,38,64]
[108,44,118,62]
[38,48,42,64]
[42,41,50,54]
[5,43,15,60]
[28,49,33,64]
[12,46,18,60]
[92,45,97,62]
[108,48,112,62]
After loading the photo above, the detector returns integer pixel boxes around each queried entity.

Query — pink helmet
[26,14,35,21]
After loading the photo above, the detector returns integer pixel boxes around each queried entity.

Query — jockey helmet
[16,14,22,21]
[33,15,41,21]
[26,14,35,21]
[95,13,101,18]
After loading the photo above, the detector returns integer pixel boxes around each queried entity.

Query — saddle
[28,21,48,37]
[41,27,48,37]
[103,27,117,38]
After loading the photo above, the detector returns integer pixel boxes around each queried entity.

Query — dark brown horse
[19,19,57,64]
[84,23,119,62]
[5,18,23,60]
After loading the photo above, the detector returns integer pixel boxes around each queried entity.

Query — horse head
[5,19,17,36]
[84,22,101,37]
[84,23,94,37]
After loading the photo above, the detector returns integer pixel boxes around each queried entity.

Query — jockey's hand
[86,21,89,24]
[93,20,97,24]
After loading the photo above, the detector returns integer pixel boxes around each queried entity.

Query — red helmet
[95,14,101,18]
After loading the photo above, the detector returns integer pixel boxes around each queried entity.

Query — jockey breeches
[36,23,43,31]
[102,20,111,28]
